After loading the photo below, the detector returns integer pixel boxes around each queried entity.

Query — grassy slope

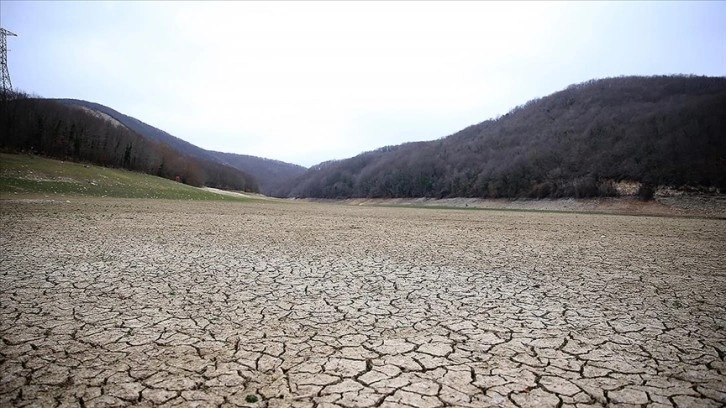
[0,153,248,201]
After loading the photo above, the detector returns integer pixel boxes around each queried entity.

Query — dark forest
[275,76,726,199]
[0,95,259,192]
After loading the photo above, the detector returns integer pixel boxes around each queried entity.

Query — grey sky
[2,1,724,167]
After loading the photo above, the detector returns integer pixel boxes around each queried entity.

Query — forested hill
[55,99,221,163]
[54,99,307,195]
[275,76,726,199]
[0,96,259,192]
[208,151,307,196]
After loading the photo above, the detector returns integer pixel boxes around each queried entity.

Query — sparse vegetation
[0,153,250,200]
[637,184,656,201]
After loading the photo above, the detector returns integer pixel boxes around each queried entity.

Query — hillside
[55,99,307,195]
[276,75,726,199]
[0,95,259,192]
[208,151,307,196]
[0,153,249,200]
[55,99,222,163]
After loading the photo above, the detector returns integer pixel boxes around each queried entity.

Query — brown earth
[306,195,726,219]
[1,197,725,407]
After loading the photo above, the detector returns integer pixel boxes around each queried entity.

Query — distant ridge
[56,99,221,163]
[208,151,306,196]
[1,96,259,192]
[54,99,307,195]
[3,75,722,200]
[276,75,726,199]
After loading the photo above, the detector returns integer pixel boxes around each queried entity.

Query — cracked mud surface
[1,198,725,407]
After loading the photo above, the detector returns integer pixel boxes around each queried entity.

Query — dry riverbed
[1,198,725,407]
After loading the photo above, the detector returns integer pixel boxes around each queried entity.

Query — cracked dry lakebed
[1,198,725,407]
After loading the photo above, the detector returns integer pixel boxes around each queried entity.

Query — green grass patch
[0,153,249,201]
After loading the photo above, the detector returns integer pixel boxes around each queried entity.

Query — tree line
[274,75,726,199]
[55,99,308,196]
[0,93,259,192]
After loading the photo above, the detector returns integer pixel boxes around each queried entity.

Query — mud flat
[1,198,725,407]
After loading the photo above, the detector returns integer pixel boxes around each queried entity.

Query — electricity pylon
[1,28,18,96]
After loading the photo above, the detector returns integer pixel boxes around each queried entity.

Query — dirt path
[1,198,725,407]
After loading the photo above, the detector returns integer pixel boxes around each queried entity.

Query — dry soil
[1,198,725,407]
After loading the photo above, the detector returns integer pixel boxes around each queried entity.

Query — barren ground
[1,198,725,407]
[313,195,726,219]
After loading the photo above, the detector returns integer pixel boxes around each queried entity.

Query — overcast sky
[2,1,724,167]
